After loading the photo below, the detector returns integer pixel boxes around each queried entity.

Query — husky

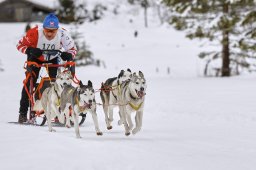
[100,69,132,130]
[60,80,103,138]
[33,69,73,132]
[118,71,147,136]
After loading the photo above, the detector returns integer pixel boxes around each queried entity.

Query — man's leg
[48,58,58,79]
[18,66,41,123]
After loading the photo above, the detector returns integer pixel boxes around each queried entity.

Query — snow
[0,0,58,8]
[27,0,59,8]
[1,1,256,170]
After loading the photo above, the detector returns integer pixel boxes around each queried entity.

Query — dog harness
[53,85,61,107]
[128,91,144,111]
[128,102,143,111]
[111,84,121,101]
[55,99,61,107]
[67,88,75,94]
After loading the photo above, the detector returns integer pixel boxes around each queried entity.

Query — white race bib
[37,27,61,60]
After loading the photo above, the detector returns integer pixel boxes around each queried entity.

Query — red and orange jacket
[17,25,77,61]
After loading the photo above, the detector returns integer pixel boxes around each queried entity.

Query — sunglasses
[43,28,58,33]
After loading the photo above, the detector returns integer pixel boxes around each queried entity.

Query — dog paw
[97,132,103,136]
[125,132,130,136]
[129,125,134,131]
[118,120,123,125]
[107,126,112,130]
[76,135,82,139]
[49,129,56,132]
[58,116,65,124]
[132,128,140,135]
[65,122,71,128]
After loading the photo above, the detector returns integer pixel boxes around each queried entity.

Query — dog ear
[77,86,81,92]
[130,72,136,80]
[139,71,144,78]
[118,70,124,79]
[79,81,83,87]
[127,68,131,72]
[88,80,93,87]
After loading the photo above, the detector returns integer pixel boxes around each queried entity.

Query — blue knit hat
[43,13,59,29]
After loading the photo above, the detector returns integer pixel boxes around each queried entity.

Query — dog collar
[130,93,139,100]
[75,96,88,112]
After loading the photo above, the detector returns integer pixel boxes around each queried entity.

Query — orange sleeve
[17,26,38,54]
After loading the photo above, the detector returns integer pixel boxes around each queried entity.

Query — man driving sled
[16,13,77,123]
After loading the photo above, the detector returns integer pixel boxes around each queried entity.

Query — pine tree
[69,26,94,67]
[56,0,94,66]
[57,0,87,24]
[57,0,76,23]
[163,0,256,76]
[128,0,150,27]
[238,9,256,73]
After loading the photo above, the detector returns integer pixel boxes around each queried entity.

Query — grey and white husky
[60,80,103,138]
[33,69,73,132]
[100,69,132,130]
[118,71,147,136]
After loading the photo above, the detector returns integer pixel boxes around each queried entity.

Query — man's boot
[18,113,27,123]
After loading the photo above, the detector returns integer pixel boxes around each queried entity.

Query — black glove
[26,47,42,59]
[60,52,73,61]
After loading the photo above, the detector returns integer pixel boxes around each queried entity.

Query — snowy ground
[1,3,256,170]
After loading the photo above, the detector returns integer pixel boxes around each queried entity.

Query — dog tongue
[85,102,92,109]
[80,102,90,110]
[138,91,144,98]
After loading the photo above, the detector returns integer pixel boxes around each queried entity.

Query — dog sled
[9,50,86,127]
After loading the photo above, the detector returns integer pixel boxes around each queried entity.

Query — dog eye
[61,78,63,80]
[136,82,139,84]
[142,82,145,84]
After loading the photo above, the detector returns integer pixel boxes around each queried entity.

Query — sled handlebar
[25,61,75,68]
[25,50,75,68]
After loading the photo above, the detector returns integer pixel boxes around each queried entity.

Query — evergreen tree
[238,9,256,73]
[57,0,76,23]
[89,3,107,22]
[57,0,87,24]
[69,26,94,67]
[128,0,150,27]
[163,0,256,76]
[57,0,95,67]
